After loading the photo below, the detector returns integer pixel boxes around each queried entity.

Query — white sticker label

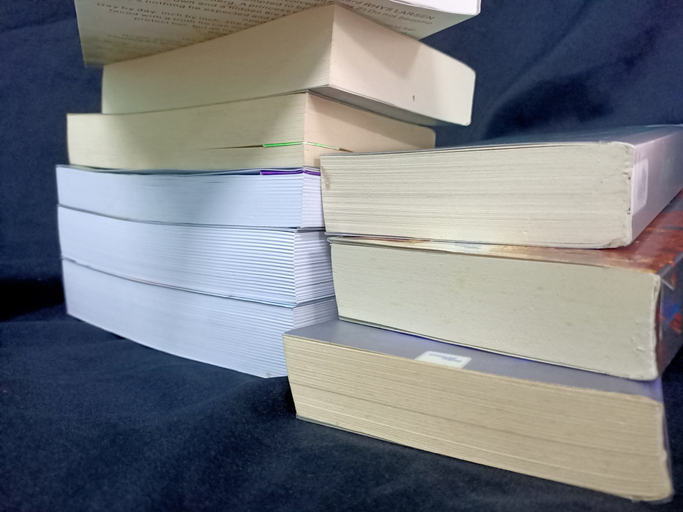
[632,158,649,215]
[415,351,471,368]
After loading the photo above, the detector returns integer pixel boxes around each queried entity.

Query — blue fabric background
[2,1,683,510]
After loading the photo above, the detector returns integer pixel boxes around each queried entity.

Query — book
[100,5,476,126]
[75,0,480,65]
[327,190,683,380]
[57,165,336,374]
[58,206,333,306]
[56,166,325,228]
[68,92,435,170]
[283,319,672,501]
[320,125,683,248]
[63,259,337,377]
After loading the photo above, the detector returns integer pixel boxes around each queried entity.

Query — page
[74,0,477,65]
[391,0,479,15]
[328,188,683,273]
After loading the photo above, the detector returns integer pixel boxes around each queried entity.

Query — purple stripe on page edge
[260,167,320,176]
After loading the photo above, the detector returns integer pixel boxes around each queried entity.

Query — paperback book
[56,166,324,228]
[64,260,337,377]
[320,125,683,248]
[58,207,333,305]
[100,5,476,125]
[328,190,683,380]
[75,0,481,65]
[58,165,337,375]
[284,319,672,501]
[68,92,435,170]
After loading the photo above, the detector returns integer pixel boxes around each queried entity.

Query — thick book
[63,259,337,377]
[58,207,333,306]
[283,320,672,501]
[56,166,324,228]
[76,0,480,65]
[328,191,683,380]
[320,125,683,248]
[68,92,435,170]
[100,5,476,126]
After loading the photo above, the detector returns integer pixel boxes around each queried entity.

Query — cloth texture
[2,1,683,510]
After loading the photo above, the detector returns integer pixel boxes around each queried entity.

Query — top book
[100,4,476,126]
[321,125,683,248]
[75,0,480,66]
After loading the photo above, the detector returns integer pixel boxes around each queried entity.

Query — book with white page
[58,206,333,306]
[63,260,338,378]
[56,166,324,228]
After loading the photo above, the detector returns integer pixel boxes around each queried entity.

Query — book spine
[631,130,683,241]
[657,250,683,372]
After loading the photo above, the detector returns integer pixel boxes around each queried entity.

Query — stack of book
[60,5,476,377]
[283,125,683,500]
[69,0,683,502]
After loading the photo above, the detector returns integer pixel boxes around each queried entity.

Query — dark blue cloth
[2,1,683,510]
